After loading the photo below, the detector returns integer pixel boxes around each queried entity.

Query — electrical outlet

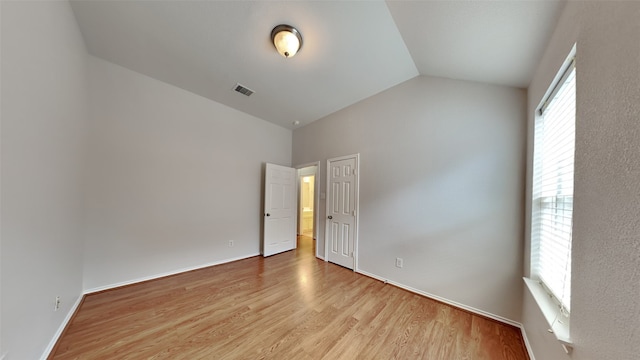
[228,240,234,247]
[395,257,403,268]
[54,296,61,311]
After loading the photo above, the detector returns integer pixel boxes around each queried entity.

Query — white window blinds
[532,61,575,313]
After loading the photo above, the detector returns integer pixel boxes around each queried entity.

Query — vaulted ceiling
[70,0,564,129]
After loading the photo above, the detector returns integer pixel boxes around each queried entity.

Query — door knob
[265,213,270,217]
[328,215,333,219]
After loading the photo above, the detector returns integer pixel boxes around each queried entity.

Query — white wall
[523,2,640,359]
[293,76,526,322]
[83,56,292,291]
[1,1,87,359]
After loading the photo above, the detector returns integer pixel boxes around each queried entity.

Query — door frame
[295,161,321,259]
[324,154,360,270]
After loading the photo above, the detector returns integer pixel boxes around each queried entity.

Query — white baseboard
[83,253,260,294]
[355,268,538,358]
[519,324,537,360]
[40,294,84,360]
[43,256,537,360]
[355,268,521,327]
[43,254,260,359]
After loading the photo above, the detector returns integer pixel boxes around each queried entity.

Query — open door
[263,163,297,257]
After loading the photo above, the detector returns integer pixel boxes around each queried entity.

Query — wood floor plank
[50,236,529,360]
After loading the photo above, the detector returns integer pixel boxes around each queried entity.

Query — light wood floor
[51,236,529,359]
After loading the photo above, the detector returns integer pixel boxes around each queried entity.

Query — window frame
[532,60,575,312]
[525,45,576,347]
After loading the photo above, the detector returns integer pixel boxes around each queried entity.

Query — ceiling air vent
[234,83,254,97]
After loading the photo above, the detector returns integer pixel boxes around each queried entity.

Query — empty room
[1,1,638,359]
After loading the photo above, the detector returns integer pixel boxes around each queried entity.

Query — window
[531,58,576,317]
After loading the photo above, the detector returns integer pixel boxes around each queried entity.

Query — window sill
[523,277,572,349]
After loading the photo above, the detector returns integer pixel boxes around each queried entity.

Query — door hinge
[350,251,354,258]
[353,210,356,216]
[353,169,357,175]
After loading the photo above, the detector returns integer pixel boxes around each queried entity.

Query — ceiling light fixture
[271,24,303,58]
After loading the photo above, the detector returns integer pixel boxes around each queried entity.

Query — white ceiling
[387,0,564,88]
[70,0,564,129]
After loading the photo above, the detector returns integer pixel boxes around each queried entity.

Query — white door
[263,163,297,257]
[326,155,358,269]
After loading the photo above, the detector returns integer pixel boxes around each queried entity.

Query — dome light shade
[271,25,303,58]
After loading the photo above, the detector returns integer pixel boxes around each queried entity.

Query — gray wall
[1,2,87,358]
[83,56,292,291]
[523,2,640,359]
[293,76,527,322]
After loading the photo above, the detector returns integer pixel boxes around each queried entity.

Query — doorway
[299,174,315,237]
[296,163,320,258]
